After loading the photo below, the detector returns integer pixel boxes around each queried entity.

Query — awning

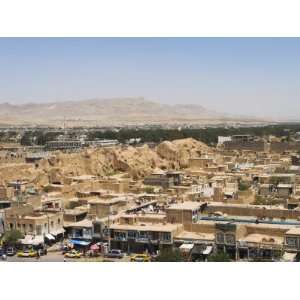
[50,229,65,236]
[282,252,297,262]
[20,235,34,245]
[214,211,223,216]
[179,243,194,253]
[45,233,55,240]
[90,244,100,251]
[69,239,91,246]
[202,245,213,255]
[32,235,44,246]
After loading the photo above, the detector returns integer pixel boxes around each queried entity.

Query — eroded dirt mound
[0,138,211,186]
[157,138,211,168]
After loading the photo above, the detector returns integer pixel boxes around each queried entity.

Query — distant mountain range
[0,98,269,126]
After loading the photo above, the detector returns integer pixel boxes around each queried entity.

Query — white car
[105,249,124,259]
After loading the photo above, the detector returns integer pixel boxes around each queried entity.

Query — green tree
[144,186,155,194]
[2,230,23,247]
[207,251,231,262]
[238,181,250,191]
[157,248,184,262]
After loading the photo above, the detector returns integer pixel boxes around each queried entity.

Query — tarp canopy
[202,245,213,255]
[50,229,65,236]
[282,252,297,262]
[69,239,91,246]
[32,235,44,246]
[179,243,194,253]
[20,235,44,245]
[90,244,100,251]
[20,235,34,245]
[45,233,55,241]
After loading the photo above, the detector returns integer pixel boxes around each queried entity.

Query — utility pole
[16,180,22,207]
[107,205,111,252]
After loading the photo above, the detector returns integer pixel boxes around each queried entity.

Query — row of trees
[18,123,300,147]
[88,124,300,146]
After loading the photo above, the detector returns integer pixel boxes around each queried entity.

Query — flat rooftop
[285,227,300,235]
[64,219,93,228]
[121,213,166,220]
[207,201,286,210]
[240,233,284,245]
[110,222,181,232]
[198,217,298,229]
[175,231,214,242]
[64,209,87,216]
[88,197,126,205]
[166,201,201,211]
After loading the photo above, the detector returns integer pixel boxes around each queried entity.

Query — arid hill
[0,138,212,186]
[0,98,264,126]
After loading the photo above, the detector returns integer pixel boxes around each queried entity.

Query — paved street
[1,251,131,262]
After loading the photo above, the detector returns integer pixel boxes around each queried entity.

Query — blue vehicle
[0,248,5,256]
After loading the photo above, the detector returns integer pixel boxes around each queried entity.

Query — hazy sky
[0,38,300,119]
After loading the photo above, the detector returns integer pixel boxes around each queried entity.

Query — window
[58,218,61,225]
[22,224,26,230]
[9,223,14,229]
[36,225,42,235]
[216,232,225,244]
[225,233,236,245]
[44,223,47,228]
[74,229,83,238]
[94,223,101,234]
[128,231,136,239]
[150,231,159,240]
[51,221,54,228]
[286,237,297,248]
[161,232,171,242]
[17,223,20,228]
[139,231,148,239]
[29,224,33,232]
[103,227,109,236]
[115,231,127,241]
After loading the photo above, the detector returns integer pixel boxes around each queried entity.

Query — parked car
[130,253,151,262]
[105,249,124,259]
[0,248,5,256]
[6,247,16,256]
[17,249,37,257]
[64,250,81,258]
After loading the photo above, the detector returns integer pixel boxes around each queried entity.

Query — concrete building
[143,171,174,189]
[4,203,64,239]
[88,197,127,218]
[223,135,267,152]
